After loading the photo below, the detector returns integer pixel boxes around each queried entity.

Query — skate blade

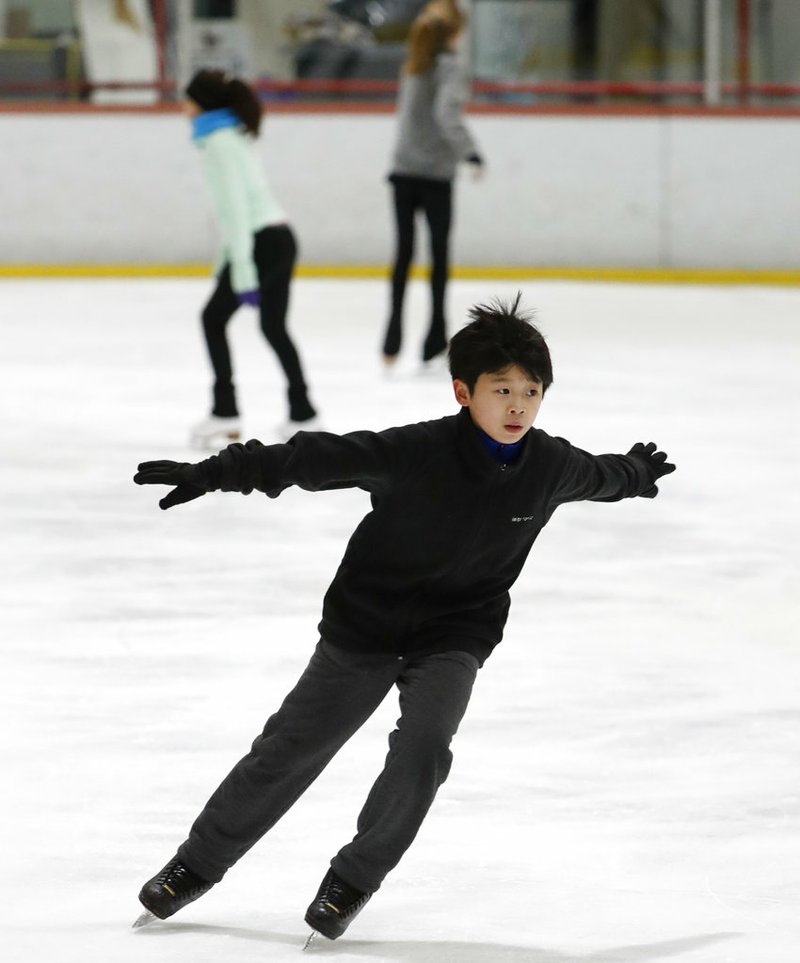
[132,909,158,929]
[302,930,318,950]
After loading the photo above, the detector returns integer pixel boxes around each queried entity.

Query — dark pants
[201,224,315,422]
[383,175,453,362]
[177,640,478,894]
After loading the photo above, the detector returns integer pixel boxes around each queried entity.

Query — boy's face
[453,364,543,444]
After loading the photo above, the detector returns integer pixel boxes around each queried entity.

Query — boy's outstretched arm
[134,428,423,510]
[550,437,676,507]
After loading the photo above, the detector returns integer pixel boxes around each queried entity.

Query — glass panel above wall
[0,0,798,107]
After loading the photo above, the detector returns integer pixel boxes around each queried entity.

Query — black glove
[626,442,676,498]
[134,460,208,511]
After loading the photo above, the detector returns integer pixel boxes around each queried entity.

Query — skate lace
[318,871,370,917]
[157,859,209,898]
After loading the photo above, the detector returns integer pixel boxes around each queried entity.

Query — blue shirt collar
[474,423,525,464]
[191,107,241,141]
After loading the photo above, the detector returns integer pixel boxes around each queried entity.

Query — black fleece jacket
[197,409,659,665]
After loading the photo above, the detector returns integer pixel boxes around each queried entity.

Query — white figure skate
[189,415,242,451]
[276,415,323,442]
[418,353,448,377]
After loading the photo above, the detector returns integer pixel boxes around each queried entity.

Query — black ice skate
[132,856,214,928]
[303,868,372,944]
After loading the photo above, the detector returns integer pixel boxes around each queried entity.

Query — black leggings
[383,174,453,361]
[201,224,315,422]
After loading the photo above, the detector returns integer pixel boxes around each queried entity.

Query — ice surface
[1,277,799,962]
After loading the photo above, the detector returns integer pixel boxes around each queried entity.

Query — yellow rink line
[1,263,800,286]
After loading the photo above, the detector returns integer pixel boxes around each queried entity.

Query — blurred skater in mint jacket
[184,69,319,449]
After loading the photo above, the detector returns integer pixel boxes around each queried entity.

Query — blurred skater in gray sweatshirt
[382,0,483,369]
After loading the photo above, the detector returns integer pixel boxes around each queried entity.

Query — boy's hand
[626,442,676,498]
[134,460,207,510]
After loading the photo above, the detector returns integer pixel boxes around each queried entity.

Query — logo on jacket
[511,515,535,523]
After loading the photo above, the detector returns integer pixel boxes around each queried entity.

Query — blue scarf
[475,425,525,465]
[191,107,241,141]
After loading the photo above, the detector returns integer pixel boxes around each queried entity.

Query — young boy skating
[132,295,675,942]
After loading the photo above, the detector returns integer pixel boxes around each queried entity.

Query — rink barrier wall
[2,105,799,272]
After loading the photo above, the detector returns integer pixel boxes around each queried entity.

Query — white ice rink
[1,276,799,963]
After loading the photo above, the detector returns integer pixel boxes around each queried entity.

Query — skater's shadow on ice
[318,931,739,961]
[136,924,738,961]
[133,921,298,946]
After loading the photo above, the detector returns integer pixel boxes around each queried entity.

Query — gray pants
[177,640,479,894]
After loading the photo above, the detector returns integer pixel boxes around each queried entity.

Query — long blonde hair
[404,0,465,75]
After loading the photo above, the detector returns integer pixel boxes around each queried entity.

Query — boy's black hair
[448,293,553,393]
